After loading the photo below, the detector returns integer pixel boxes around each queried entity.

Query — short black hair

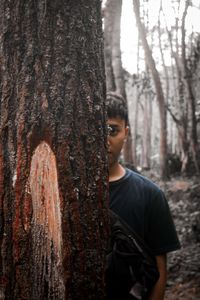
[106,91,128,125]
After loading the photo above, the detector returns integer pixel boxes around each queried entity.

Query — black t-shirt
[109,168,181,255]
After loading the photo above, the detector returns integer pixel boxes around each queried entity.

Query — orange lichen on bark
[29,141,62,255]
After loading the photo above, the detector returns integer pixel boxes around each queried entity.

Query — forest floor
[145,172,200,300]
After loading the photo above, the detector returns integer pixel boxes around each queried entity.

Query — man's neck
[109,163,126,182]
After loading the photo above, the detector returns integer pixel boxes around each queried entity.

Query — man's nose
[107,135,111,146]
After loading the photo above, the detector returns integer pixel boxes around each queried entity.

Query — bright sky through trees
[120,0,200,74]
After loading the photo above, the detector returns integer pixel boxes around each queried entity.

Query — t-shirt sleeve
[145,188,181,256]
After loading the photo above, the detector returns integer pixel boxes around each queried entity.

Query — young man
[106,92,180,300]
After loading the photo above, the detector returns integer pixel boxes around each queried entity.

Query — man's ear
[125,126,129,138]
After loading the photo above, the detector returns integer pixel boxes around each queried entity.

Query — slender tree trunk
[158,3,169,105]
[142,94,152,170]
[112,0,134,166]
[131,86,139,166]
[111,0,126,99]
[178,125,189,173]
[130,40,141,167]
[132,0,168,178]
[181,0,199,173]
[104,0,116,91]
[104,0,134,167]
[165,18,190,173]
[0,1,108,299]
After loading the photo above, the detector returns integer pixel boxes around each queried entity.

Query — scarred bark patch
[30,141,62,255]
[29,141,65,299]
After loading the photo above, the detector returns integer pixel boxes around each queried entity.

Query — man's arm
[148,254,167,300]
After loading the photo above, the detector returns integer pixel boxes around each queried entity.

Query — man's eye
[107,125,119,136]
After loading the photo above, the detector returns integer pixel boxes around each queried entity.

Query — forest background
[103,0,200,298]
[103,0,200,178]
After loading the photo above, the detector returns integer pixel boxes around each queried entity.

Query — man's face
[107,117,129,168]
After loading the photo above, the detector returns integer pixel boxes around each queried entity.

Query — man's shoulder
[125,168,161,193]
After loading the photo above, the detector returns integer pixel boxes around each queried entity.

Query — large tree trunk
[0,1,108,299]
[132,0,168,178]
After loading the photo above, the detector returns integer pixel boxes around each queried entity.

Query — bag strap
[109,209,157,265]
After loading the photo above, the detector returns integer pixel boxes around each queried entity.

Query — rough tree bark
[132,0,168,178]
[0,1,109,299]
